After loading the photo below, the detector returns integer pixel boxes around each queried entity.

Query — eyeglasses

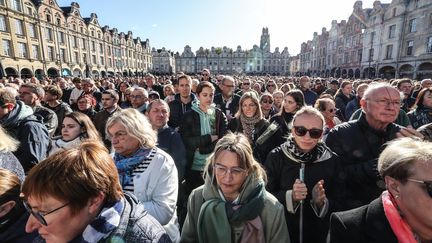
[327,108,337,113]
[109,131,128,141]
[214,164,247,177]
[293,126,323,139]
[267,84,275,87]
[243,83,250,85]
[202,73,209,76]
[223,84,235,88]
[407,179,432,197]
[23,200,69,226]
[261,99,273,104]
[130,95,144,99]
[368,99,401,107]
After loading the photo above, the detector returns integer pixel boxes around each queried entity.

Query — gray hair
[106,108,157,149]
[378,137,432,182]
[362,82,398,100]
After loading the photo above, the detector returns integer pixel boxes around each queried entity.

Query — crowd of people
[1,69,432,243]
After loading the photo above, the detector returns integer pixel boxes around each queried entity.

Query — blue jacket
[157,125,187,181]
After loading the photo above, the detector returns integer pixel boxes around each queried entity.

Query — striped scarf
[114,148,153,191]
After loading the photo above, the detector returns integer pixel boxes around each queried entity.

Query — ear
[360,98,367,109]
[0,201,16,218]
[5,103,15,111]
[385,176,401,197]
[87,192,105,215]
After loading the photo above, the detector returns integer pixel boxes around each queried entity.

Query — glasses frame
[407,178,432,197]
[23,200,69,226]
[293,126,323,139]
[213,164,247,178]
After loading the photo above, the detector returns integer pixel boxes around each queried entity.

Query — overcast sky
[57,0,391,55]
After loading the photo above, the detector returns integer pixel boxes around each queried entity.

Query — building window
[58,32,65,44]
[17,42,27,58]
[91,41,95,51]
[72,36,77,48]
[392,8,396,17]
[370,31,375,44]
[60,48,66,62]
[28,23,37,38]
[47,46,54,61]
[100,56,104,65]
[31,44,39,59]
[386,45,393,59]
[26,7,32,16]
[46,28,53,41]
[2,39,11,56]
[406,40,414,56]
[427,37,432,53]
[388,25,396,39]
[99,43,103,54]
[92,55,96,64]
[369,48,374,61]
[409,19,417,33]
[11,0,22,12]
[0,0,5,6]
[73,52,78,63]
[0,15,7,31]
[15,19,24,35]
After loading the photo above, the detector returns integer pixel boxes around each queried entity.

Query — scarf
[239,113,261,142]
[280,136,329,164]
[197,181,266,243]
[81,199,124,242]
[114,148,153,189]
[382,191,418,243]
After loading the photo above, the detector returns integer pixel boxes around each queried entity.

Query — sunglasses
[293,126,323,139]
[261,99,273,104]
[327,108,337,113]
[243,83,250,85]
[267,84,275,87]
[408,179,432,197]
[23,200,69,226]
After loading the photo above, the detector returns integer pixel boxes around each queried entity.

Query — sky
[57,0,391,55]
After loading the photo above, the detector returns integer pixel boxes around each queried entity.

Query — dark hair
[277,89,305,116]
[45,85,63,99]
[196,81,215,95]
[335,80,352,97]
[102,89,119,101]
[21,83,44,98]
[397,79,412,89]
[414,87,432,110]
[64,112,101,141]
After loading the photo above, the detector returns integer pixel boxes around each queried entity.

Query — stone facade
[175,27,291,75]
[298,0,432,79]
[151,47,175,74]
[0,0,152,78]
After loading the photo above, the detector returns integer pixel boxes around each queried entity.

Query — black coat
[327,197,397,243]
[213,93,240,119]
[168,93,196,129]
[179,108,227,170]
[269,112,294,146]
[325,112,402,210]
[265,145,345,243]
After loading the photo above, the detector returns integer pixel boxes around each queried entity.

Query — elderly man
[144,74,164,99]
[325,83,423,210]
[130,87,148,113]
[412,78,432,98]
[168,75,196,129]
[19,83,58,136]
[0,89,50,172]
[146,99,186,182]
[213,75,240,121]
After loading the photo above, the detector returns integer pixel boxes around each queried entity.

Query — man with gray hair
[325,83,423,210]
[213,75,240,121]
[130,87,149,113]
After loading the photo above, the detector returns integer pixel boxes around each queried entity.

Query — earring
[394,195,400,199]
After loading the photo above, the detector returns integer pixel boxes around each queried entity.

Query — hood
[174,93,196,103]
[0,101,34,129]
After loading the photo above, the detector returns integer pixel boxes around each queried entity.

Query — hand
[396,127,424,139]
[292,179,308,202]
[312,180,326,209]
[211,135,218,142]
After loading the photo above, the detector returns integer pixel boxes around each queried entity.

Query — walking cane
[299,163,305,243]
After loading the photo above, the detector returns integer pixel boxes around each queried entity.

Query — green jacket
[180,173,290,243]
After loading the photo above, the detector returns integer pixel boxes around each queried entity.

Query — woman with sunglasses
[265,80,278,94]
[270,90,306,146]
[22,141,171,243]
[315,98,342,134]
[260,93,276,120]
[49,112,102,156]
[0,169,37,242]
[328,137,432,243]
[265,106,344,243]
[181,133,290,243]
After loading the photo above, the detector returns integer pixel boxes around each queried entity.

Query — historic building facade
[298,0,432,79]
[175,28,291,75]
[151,47,175,74]
[0,0,152,79]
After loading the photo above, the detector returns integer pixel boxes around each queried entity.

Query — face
[18,87,37,106]
[0,104,11,119]
[147,102,169,130]
[393,162,432,240]
[253,83,261,93]
[267,82,276,92]
[300,78,310,89]
[119,83,128,93]
[197,87,214,108]
[201,71,210,81]
[61,117,82,141]
[77,98,91,111]
[43,92,56,103]
[283,95,298,113]
[342,84,353,95]
[357,86,368,99]
[422,91,432,109]
[291,114,323,153]
[422,80,432,88]
[108,122,140,157]
[322,101,337,120]
[178,78,191,98]
[101,94,116,110]
[242,81,251,91]
[214,150,248,201]
[81,82,92,93]
[241,98,258,118]
[145,77,154,87]
[164,87,173,97]
[260,96,273,111]
[130,90,147,108]
[399,82,412,96]
[25,196,93,243]
[73,82,81,89]
[362,87,400,126]
[273,93,283,106]
[221,80,235,97]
